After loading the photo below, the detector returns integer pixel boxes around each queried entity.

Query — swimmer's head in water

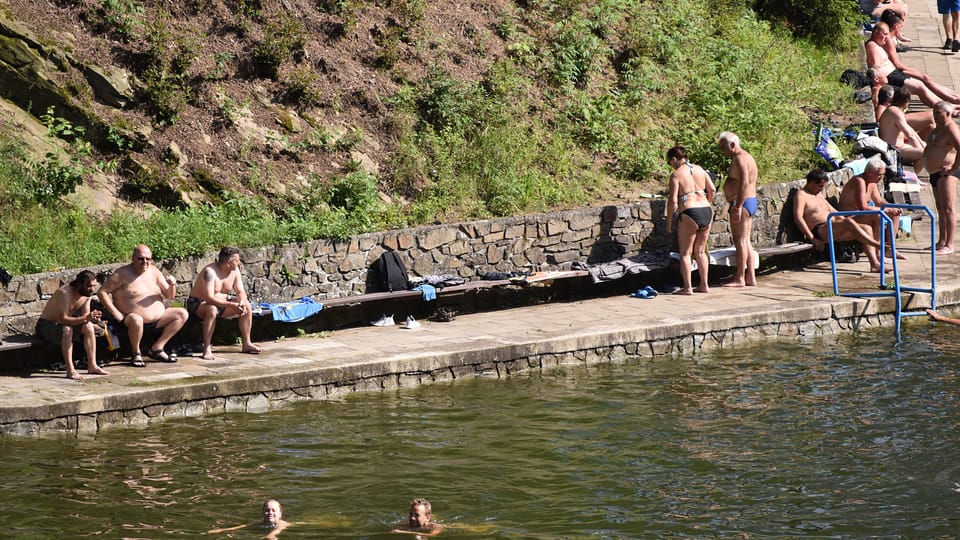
[262,499,283,527]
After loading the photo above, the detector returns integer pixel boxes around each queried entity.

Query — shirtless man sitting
[187,246,262,360]
[866,23,960,108]
[879,86,927,168]
[838,158,905,261]
[922,101,960,254]
[36,270,110,380]
[97,244,188,367]
[794,169,885,272]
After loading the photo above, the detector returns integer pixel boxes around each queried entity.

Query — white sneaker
[403,316,421,329]
[371,314,395,327]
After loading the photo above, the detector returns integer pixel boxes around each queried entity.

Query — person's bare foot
[66,370,83,381]
[88,366,110,376]
[674,288,694,295]
[869,265,894,273]
[693,286,709,293]
[745,280,757,286]
[936,246,954,255]
[242,344,262,354]
[201,347,215,360]
[885,250,908,260]
[722,281,746,288]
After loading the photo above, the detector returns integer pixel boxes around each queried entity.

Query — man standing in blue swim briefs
[719,131,758,287]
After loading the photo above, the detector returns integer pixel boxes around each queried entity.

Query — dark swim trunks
[35,318,81,344]
[187,296,225,319]
[886,69,910,88]
[812,223,827,242]
[679,207,713,229]
[730,197,759,217]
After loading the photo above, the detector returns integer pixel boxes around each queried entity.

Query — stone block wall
[0,172,850,337]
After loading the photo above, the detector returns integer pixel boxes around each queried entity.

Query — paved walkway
[2,0,960,435]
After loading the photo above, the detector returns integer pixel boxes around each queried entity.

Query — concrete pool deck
[5,0,960,435]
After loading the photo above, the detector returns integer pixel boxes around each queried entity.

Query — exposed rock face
[0,11,136,150]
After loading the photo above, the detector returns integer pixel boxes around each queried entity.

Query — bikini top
[678,163,706,205]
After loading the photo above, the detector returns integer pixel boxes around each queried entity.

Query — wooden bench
[0,334,42,353]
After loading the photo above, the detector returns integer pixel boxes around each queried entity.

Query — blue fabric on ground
[414,284,437,301]
[258,297,324,323]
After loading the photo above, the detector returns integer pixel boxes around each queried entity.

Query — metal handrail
[825,204,936,340]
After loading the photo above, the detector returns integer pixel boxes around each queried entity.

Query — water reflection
[1,326,960,537]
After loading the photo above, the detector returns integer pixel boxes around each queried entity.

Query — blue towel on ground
[414,284,437,301]
[258,297,324,323]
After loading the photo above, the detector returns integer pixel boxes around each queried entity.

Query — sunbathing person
[36,270,110,380]
[861,0,909,23]
[187,246,262,360]
[97,244,187,367]
[838,158,905,261]
[922,101,960,254]
[866,23,960,108]
[879,87,927,168]
[794,169,885,272]
[665,145,716,295]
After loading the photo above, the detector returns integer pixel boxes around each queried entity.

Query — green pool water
[2,325,959,538]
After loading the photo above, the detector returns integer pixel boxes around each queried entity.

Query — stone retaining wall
[0,172,851,336]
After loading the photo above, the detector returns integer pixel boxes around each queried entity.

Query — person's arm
[699,166,717,203]
[232,270,250,311]
[895,111,924,148]
[97,274,124,322]
[156,268,177,300]
[793,194,824,250]
[854,178,871,211]
[666,174,679,234]
[927,309,960,325]
[208,522,249,534]
[391,524,443,537]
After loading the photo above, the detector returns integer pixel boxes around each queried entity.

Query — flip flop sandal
[147,349,177,363]
[630,288,654,299]
[131,353,146,368]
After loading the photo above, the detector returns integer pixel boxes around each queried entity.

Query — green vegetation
[0,0,865,274]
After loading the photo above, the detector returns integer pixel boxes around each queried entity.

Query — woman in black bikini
[666,145,716,295]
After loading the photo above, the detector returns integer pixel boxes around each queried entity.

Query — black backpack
[376,250,409,292]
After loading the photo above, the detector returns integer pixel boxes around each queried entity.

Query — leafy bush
[255,12,307,78]
[752,0,865,51]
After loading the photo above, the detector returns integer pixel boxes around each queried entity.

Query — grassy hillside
[0,0,863,274]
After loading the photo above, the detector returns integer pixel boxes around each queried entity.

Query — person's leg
[944,12,954,47]
[937,174,957,253]
[198,303,219,360]
[692,226,711,293]
[724,209,748,287]
[836,217,885,271]
[918,78,960,105]
[81,321,109,375]
[124,313,145,358]
[903,79,950,108]
[676,216,697,295]
[743,215,757,286]
[151,307,188,352]
[238,304,261,354]
[60,325,82,380]
[950,9,960,48]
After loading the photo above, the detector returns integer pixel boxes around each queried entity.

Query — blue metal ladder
[825,204,936,340]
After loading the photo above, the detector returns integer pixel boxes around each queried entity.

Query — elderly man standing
[187,246,262,360]
[923,101,960,254]
[719,131,758,287]
[36,270,110,380]
[98,244,187,367]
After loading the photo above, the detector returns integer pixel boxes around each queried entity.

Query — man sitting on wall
[36,270,110,380]
[794,169,886,273]
[187,246,262,360]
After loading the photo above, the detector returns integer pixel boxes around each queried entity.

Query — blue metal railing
[825,204,936,340]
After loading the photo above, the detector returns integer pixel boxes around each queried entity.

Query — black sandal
[147,349,177,363]
[131,353,146,368]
